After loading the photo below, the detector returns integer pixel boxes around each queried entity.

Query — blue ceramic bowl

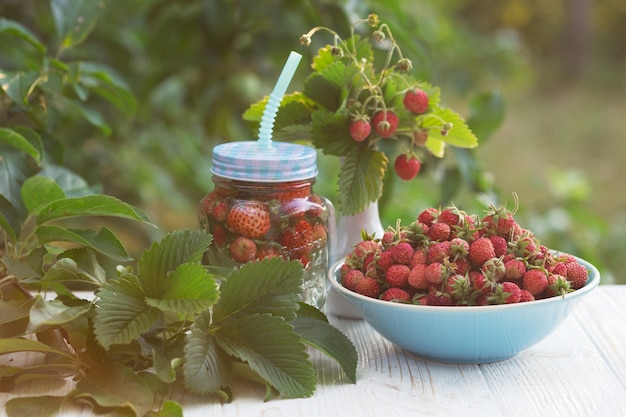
[328,256,600,364]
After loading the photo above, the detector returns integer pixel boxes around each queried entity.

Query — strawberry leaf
[26,298,92,333]
[215,313,316,398]
[422,107,479,155]
[137,229,212,298]
[5,396,65,417]
[310,109,352,156]
[338,147,388,216]
[183,312,232,396]
[145,262,219,315]
[291,316,358,383]
[93,274,159,349]
[74,362,154,416]
[212,258,303,323]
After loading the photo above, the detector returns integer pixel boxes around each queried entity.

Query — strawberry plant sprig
[244,14,479,216]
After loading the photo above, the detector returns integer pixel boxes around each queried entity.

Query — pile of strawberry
[339,204,589,306]
[199,186,328,266]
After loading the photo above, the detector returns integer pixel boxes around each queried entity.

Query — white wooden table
[2,285,626,416]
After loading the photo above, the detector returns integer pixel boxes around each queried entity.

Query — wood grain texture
[1,286,625,416]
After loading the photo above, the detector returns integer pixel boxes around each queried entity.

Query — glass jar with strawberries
[198,141,334,308]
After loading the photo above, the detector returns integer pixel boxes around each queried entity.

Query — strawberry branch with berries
[244,14,478,216]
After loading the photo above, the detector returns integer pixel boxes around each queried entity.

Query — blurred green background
[1,0,624,283]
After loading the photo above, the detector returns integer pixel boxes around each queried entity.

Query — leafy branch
[244,14,479,216]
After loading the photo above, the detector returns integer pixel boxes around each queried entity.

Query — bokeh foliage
[2,0,624,283]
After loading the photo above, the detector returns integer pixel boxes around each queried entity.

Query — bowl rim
[328,254,600,313]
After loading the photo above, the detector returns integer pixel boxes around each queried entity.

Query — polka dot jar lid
[210,141,318,182]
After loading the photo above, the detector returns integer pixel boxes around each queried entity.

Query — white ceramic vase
[326,200,385,318]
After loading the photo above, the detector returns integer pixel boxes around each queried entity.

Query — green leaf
[215,314,316,398]
[74,62,137,114]
[36,194,154,226]
[0,128,41,163]
[5,395,65,417]
[2,255,41,282]
[0,17,46,55]
[58,248,107,284]
[423,107,479,153]
[291,316,357,383]
[0,71,40,108]
[38,165,99,197]
[36,225,132,263]
[93,275,159,349]
[310,109,352,156]
[21,176,66,215]
[338,147,388,216]
[74,362,154,417]
[149,401,184,417]
[0,299,34,338]
[466,90,506,142]
[0,195,20,243]
[303,72,344,112]
[145,263,219,315]
[0,338,78,362]
[212,258,304,323]
[51,0,110,49]
[183,313,232,396]
[26,298,92,334]
[138,229,212,298]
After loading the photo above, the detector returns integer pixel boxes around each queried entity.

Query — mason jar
[198,141,333,309]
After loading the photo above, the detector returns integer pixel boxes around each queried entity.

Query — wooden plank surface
[1,286,625,417]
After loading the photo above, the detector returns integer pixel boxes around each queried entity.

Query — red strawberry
[371,110,399,138]
[566,261,588,290]
[343,268,365,291]
[488,235,508,257]
[449,237,470,260]
[280,219,315,259]
[425,262,448,284]
[439,207,462,226]
[424,291,453,306]
[417,207,439,226]
[491,281,521,304]
[212,200,229,222]
[380,287,411,302]
[375,250,395,273]
[468,237,495,267]
[389,241,414,264]
[346,239,381,269]
[385,264,411,288]
[229,236,257,263]
[409,248,428,268]
[504,258,526,280]
[427,241,452,264]
[403,88,429,114]
[545,274,572,298]
[349,116,371,142]
[481,257,506,282]
[522,268,548,296]
[394,153,421,180]
[519,289,535,302]
[427,222,451,242]
[408,263,429,289]
[226,201,271,239]
[355,276,382,298]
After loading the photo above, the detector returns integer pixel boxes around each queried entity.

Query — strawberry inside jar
[199,141,332,308]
